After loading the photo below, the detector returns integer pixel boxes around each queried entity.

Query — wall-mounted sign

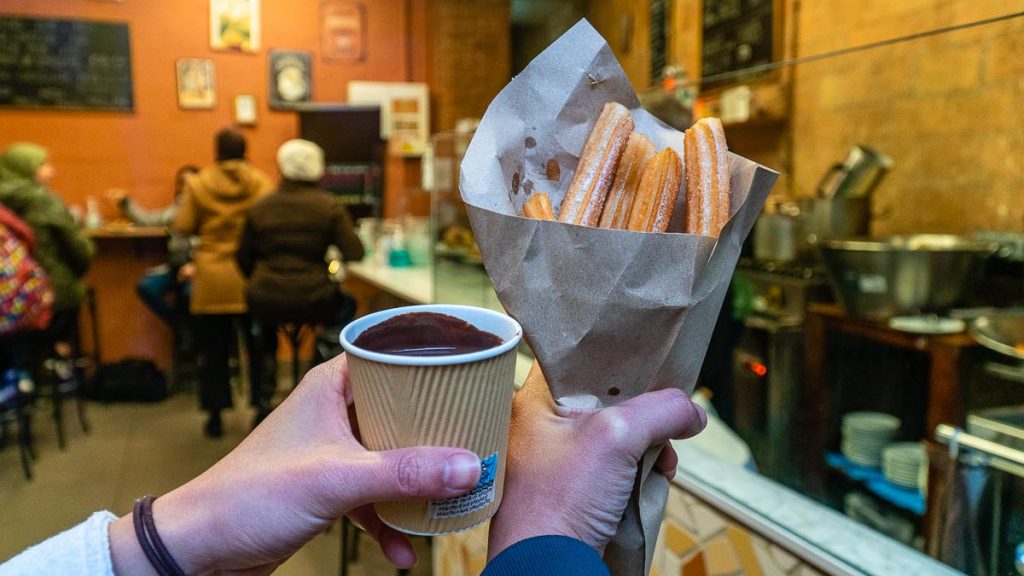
[234,94,257,125]
[0,16,133,111]
[210,0,260,52]
[176,58,216,109]
[320,1,365,61]
[348,81,429,157]
[268,50,312,110]
[701,0,776,87]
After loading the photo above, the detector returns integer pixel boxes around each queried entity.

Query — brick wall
[791,0,1023,234]
[603,0,1022,235]
[428,0,512,132]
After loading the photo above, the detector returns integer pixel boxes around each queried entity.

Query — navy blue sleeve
[482,536,610,575]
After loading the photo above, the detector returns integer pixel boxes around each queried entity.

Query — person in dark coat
[236,139,364,424]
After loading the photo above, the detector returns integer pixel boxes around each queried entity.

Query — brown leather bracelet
[133,496,186,576]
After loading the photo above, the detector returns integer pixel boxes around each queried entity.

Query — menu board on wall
[701,0,774,87]
[0,16,133,111]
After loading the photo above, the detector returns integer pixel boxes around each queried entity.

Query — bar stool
[0,368,35,480]
[278,323,315,389]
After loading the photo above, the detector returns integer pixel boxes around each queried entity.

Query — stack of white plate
[882,442,926,490]
[841,412,901,467]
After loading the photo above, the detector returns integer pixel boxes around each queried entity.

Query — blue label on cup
[430,452,498,519]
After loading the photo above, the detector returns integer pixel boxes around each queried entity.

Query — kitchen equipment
[971,310,1024,362]
[817,144,893,199]
[841,412,901,467]
[801,196,871,245]
[753,211,799,262]
[934,411,1024,575]
[819,235,997,319]
[882,442,926,489]
[731,260,832,485]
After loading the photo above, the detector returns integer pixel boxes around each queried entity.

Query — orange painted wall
[1,0,424,213]
[0,0,427,369]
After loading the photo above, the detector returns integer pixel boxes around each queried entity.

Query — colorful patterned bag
[0,211,54,335]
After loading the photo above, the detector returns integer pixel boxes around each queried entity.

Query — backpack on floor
[0,208,54,335]
[93,358,169,403]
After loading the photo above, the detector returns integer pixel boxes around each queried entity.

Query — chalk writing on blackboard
[0,16,133,111]
[701,0,774,87]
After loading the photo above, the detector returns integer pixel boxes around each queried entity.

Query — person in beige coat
[172,129,272,437]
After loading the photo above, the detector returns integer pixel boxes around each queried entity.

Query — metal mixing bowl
[971,311,1024,361]
[819,234,997,319]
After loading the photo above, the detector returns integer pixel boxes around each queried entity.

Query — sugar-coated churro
[625,148,682,233]
[523,192,556,221]
[683,117,730,237]
[598,132,656,229]
[556,102,634,227]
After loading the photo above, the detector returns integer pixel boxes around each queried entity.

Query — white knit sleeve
[0,511,118,575]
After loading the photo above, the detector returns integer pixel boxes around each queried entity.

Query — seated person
[236,139,364,420]
[0,143,94,362]
[106,165,199,327]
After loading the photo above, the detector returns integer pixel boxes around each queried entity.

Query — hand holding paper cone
[460,20,777,576]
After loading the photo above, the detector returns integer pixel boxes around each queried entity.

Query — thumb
[589,388,707,458]
[340,447,482,508]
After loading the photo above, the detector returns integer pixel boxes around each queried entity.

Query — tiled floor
[0,393,431,575]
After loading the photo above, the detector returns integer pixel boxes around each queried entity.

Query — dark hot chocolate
[352,312,503,357]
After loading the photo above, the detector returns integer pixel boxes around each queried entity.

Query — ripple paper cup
[340,304,523,535]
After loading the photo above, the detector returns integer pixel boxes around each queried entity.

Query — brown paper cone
[458,20,778,575]
[341,305,521,535]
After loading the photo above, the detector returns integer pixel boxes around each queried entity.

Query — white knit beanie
[277,139,325,182]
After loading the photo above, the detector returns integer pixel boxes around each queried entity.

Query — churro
[523,192,556,221]
[557,102,634,227]
[683,117,730,237]
[598,132,656,229]
[625,148,682,233]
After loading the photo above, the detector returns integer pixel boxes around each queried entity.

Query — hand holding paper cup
[340,304,522,535]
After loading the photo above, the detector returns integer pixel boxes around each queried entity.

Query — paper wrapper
[459,20,777,574]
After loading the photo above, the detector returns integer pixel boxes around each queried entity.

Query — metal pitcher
[817,145,894,199]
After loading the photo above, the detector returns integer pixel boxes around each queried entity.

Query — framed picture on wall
[320,1,365,61]
[210,0,261,52]
[268,50,312,110]
[176,58,216,109]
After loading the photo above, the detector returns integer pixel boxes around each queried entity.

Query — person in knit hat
[0,143,95,356]
[173,128,273,437]
[236,139,363,426]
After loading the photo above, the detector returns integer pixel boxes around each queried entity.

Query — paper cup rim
[340,304,523,366]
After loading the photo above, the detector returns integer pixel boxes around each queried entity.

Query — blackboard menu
[0,16,133,111]
[701,0,774,86]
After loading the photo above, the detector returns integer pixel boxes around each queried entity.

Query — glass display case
[428,130,503,313]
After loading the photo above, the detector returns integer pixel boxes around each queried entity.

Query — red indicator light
[748,361,767,377]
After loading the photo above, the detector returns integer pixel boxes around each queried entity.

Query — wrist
[149,487,220,574]
[108,489,218,575]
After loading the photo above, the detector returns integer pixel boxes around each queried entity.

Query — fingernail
[443,453,481,490]
[695,404,708,430]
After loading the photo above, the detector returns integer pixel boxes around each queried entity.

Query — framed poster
[320,1,365,60]
[348,81,429,156]
[210,0,260,52]
[234,94,257,125]
[268,50,312,109]
[176,58,216,109]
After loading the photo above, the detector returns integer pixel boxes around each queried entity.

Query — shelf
[825,452,925,516]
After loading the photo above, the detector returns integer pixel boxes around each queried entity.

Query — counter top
[85,225,167,239]
[346,261,433,304]
[671,441,961,576]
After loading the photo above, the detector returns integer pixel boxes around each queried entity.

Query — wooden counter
[82,229,172,371]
